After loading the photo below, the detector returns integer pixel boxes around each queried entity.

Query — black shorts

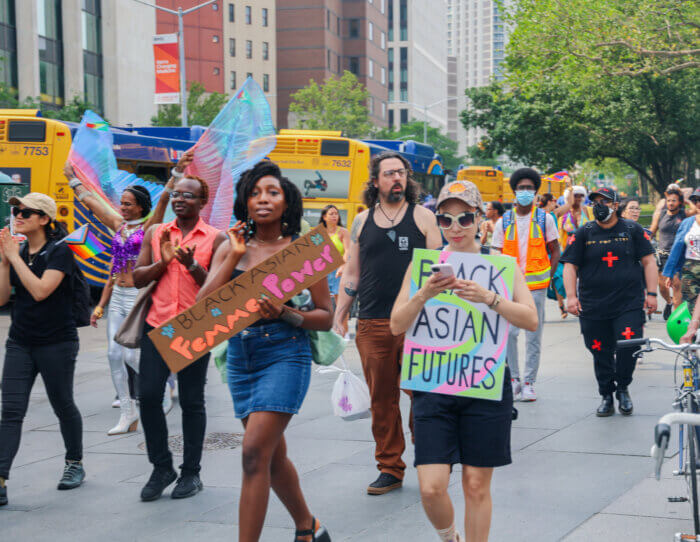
[658,252,669,272]
[413,369,513,468]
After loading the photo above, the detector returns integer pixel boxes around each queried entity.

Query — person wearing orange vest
[491,168,560,402]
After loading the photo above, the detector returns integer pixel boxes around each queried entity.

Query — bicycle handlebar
[617,338,650,348]
[617,337,700,351]
[652,412,700,480]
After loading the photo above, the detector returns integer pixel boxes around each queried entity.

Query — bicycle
[618,337,700,540]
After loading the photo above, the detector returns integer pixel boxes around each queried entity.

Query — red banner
[153,34,180,104]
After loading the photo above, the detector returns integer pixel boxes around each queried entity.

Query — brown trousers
[356,318,413,480]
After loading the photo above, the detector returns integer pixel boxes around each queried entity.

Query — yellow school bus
[457,166,504,205]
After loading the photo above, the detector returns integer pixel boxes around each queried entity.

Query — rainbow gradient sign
[400,249,515,401]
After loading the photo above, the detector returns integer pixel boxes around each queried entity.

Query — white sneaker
[521,382,537,402]
[111,398,120,408]
[512,379,522,401]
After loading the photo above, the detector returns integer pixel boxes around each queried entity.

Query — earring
[282,221,288,230]
[246,218,255,236]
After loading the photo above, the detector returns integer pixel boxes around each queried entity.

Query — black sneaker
[367,472,402,495]
[596,395,614,417]
[140,467,177,502]
[171,474,203,499]
[0,478,7,506]
[616,389,634,415]
[663,304,672,321]
[57,461,85,490]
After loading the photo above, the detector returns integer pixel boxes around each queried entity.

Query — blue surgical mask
[515,190,535,206]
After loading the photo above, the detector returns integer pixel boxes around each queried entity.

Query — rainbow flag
[59,225,107,259]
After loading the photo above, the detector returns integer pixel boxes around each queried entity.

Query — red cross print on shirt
[602,251,619,268]
[592,340,602,351]
[643,231,651,241]
[567,234,576,246]
[621,327,635,340]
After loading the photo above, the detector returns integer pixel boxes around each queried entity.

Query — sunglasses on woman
[170,191,201,200]
[11,207,45,219]
[435,211,476,229]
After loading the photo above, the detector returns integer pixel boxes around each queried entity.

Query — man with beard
[334,152,442,495]
[562,188,657,417]
[650,188,686,319]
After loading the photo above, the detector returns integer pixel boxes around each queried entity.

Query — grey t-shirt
[658,208,686,252]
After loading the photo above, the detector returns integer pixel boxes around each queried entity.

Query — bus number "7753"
[23,146,49,156]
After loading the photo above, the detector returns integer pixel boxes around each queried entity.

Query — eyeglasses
[381,168,407,179]
[11,207,44,219]
[436,212,476,229]
[170,191,200,200]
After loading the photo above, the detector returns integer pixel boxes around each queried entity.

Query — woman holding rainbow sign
[390,180,537,542]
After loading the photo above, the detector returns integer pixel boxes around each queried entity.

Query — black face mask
[593,202,614,222]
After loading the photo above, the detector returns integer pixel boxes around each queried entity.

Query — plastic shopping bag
[322,356,371,421]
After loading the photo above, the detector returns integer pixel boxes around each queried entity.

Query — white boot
[108,399,139,436]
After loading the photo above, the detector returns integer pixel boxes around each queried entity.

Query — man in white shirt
[491,168,560,401]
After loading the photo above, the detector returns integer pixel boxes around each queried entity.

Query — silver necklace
[377,200,406,226]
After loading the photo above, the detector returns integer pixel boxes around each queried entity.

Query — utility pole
[133,0,218,127]
[389,97,458,143]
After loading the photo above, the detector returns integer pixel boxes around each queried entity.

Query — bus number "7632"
[331,159,351,168]
[23,146,49,156]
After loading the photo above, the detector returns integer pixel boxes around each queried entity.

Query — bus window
[8,121,46,142]
[320,139,350,156]
[286,169,351,199]
[135,165,169,184]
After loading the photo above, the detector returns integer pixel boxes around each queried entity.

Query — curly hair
[233,160,302,237]
[178,175,210,204]
[362,151,421,208]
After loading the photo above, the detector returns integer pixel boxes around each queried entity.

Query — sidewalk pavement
[0,302,694,541]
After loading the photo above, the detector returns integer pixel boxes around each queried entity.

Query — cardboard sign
[149,225,343,372]
[400,249,515,401]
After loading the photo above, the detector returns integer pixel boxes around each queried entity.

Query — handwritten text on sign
[400,250,515,401]
[149,225,343,373]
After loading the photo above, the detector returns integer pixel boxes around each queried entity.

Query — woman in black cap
[63,153,189,435]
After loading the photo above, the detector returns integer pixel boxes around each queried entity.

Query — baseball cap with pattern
[8,192,57,220]
[436,181,484,212]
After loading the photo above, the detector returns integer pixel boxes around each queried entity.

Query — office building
[447,0,509,153]
[276,0,389,129]
[4,0,157,125]
[386,0,449,136]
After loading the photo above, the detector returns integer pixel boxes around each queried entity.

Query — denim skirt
[227,321,312,419]
[327,272,341,295]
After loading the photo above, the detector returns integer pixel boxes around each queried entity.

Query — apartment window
[230,71,236,89]
[381,0,385,13]
[38,0,64,107]
[245,5,251,24]
[381,101,387,119]
[336,16,340,35]
[388,0,393,41]
[263,73,269,92]
[262,7,268,26]
[381,66,386,85]
[368,96,374,115]
[212,35,219,43]
[399,0,408,40]
[368,21,373,41]
[82,0,103,113]
[262,41,269,60]
[246,72,252,79]
[368,59,374,78]
[212,2,218,10]
[388,109,394,128]
[228,3,234,22]
[349,18,359,38]
[327,50,331,70]
[0,0,17,88]
[246,40,252,58]
[229,38,235,56]
[381,31,386,50]
[326,9,330,29]
[400,108,408,124]
[349,56,359,76]
[388,48,394,101]
[213,67,219,75]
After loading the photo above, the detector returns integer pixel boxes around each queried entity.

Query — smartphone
[431,263,455,277]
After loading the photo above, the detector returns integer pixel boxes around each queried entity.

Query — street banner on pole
[400,249,515,401]
[153,34,180,104]
[148,225,343,373]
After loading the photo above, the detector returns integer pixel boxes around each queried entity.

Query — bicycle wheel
[684,393,700,536]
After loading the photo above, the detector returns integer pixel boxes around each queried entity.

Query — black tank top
[358,203,426,319]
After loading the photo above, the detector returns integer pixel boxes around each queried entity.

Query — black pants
[0,339,82,479]
[579,310,645,396]
[139,324,209,476]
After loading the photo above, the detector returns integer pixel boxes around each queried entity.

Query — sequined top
[111,224,144,275]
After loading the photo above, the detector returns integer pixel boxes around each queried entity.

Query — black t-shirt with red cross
[561,218,654,320]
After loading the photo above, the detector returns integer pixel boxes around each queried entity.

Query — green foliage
[151,82,229,127]
[0,83,102,122]
[289,72,371,138]
[372,120,463,171]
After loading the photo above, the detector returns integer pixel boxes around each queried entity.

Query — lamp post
[390,97,458,143]
[133,0,218,127]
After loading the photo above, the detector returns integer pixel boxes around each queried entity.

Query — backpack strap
[502,209,514,231]
[534,208,547,237]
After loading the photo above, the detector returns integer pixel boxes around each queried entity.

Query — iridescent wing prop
[186,77,276,229]
[69,110,165,214]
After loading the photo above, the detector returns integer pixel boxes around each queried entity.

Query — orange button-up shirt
[146,218,220,328]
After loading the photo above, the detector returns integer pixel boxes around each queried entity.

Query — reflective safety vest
[502,208,552,291]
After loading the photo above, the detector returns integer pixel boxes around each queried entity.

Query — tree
[0,83,102,121]
[372,120,464,170]
[151,81,229,127]
[289,71,371,138]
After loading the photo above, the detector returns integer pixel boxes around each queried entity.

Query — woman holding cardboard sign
[390,180,537,542]
[198,161,333,542]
